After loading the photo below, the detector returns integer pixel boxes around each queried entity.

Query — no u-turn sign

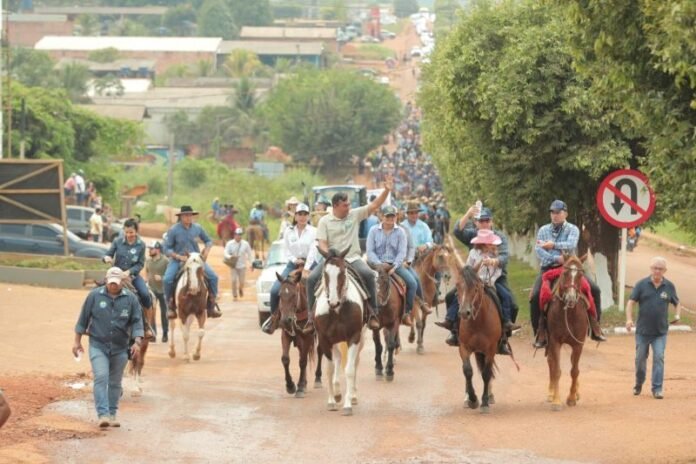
[596,169,656,228]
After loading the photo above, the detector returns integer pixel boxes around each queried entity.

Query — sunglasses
[476,218,491,223]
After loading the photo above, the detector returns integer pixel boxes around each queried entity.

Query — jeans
[89,345,129,417]
[163,259,218,302]
[151,291,169,336]
[445,287,458,322]
[231,267,246,298]
[405,266,424,300]
[270,262,296,314]
[635,333,667,393]
[395,266,417,313]
[131,274,152,308]
[494,281,513,322]
[307,259,378,312]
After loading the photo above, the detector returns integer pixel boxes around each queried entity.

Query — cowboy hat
[175,205,199,216]
[471,229,502,246]
[286,196,299,205]
[405,201,420,213]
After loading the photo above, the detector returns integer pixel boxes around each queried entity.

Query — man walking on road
[73,267,144,428]
[223,228,254,301]
[626,256,681,399]
[146,241,169,343]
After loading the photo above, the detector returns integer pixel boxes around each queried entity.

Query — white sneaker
[98,416,110,428]
[109,415,120,427]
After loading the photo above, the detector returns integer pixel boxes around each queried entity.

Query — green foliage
[394,0,419,18]
[88,47,120,63]
[10,49,57,88]
[198,0,239,39]
[227,0,273,27]
[163,4,197,36]
[59,63,91,102]
[223,49,264,78]
[0,257,104,271]
[353,44,396,60]
[271,4,303,19]
[76,14,99,36]
[93,74,125,97]
[262,68,401,171]
[178,158,209,187]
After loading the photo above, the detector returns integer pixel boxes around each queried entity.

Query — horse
[276,269,316,398]
[370,264,407,382]
[455,263,502,414]
[314,247,367,415]
[545,256,590,411]
[122,279,155,396]
[168,253,208,362]
[411,245,453,354]
[247,222,266,260]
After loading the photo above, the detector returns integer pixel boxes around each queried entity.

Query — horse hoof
[168,351,175,359]
[286,384,297,395]
[416,345,425,355]
[480,406,490,414]
[467,400,479,410]
[327,403,338,411]
[488,394,495,405]
[334,394,342,403]
[295,390,305,399]
[408,333,415,344]
[341,407,353,416]
[385,374,394,382]
[314,381,322,389]
[192,354,200,361]
[566,399,576,407]
[546,395,553,403]
[375,368,383,378]
[351,397,358,405]
[130,388,142,398]
[551,403,562,412]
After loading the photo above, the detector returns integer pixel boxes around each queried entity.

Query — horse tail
[475,351,497,380]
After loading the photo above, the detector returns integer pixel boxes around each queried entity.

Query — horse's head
[184,252,206,295]
[431,245,453,274]
[318,247,350,310]
[456,264,482,318]
[559,256,584,307]
[276,270,304,332]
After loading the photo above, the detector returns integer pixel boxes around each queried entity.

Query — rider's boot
[417,297,433,315]
[445,318,459,346]
[366,302,381,330]
[143,307,156,341]
[261,311,280,335]
[206,297,222,319]
[503,319,521,333]
[401,311,413,327]
[533,313,548,349]
[167,297,177,319]
[589,314,607,342]
[435,319,454,330]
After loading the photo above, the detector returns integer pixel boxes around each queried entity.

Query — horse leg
[182,314,194,362]
[168,318,176,358]
[416,315,426,355]
[342,342,361,415]
[567,345,583,406]
[385,328,396,382]
[332,344,342,404]
[192,314,205,361]
[547,342,562,410]
[373,329,384,379]
[281,333,296,395]
[314,345,323,388]
[296,339,308,398]
[478,352,494,414]
[325,344,338,411]
[408,326,415,344]
[460,348,478,409]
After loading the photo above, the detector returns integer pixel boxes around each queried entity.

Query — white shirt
[283,224,317,271]
[89,213,103,235]
[223,239,253,269]
[74,175,86,193]
[466,248,502,285]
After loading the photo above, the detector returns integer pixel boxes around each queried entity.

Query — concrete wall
[9,20,74,47]
[44,50,217,73]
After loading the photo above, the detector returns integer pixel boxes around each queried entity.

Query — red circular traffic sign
[596,169,655,228]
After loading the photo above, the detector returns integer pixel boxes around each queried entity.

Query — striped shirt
[535,221,580,269]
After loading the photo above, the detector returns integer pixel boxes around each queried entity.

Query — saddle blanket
[539,268,596,317]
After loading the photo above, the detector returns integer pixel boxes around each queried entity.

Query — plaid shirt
[535,221,580,269]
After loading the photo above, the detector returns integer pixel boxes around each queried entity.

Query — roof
[56,58,156,73]
[78,104,148,122]
[240,27,337,40]
[91,87,235,110]
[7,13,68,23]
[35,6,167,16]
[219,40,324,56]
[35,36,222,53]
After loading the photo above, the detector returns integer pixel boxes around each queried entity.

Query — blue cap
[382,205,397,216]
[478,207,493,220]
[549,200,567,212]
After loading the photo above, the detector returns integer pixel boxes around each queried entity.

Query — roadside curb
[640,231,696,258]
[612,325,692,335]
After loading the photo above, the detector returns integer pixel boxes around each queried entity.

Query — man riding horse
[162,205,221,319]
[305,175,394,333]
[400,200,435,314]
[530,200,606,348]
[249,201,269,242]
[366,205,417,327]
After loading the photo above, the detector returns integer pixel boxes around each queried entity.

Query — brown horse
[276,269,316,398]
[546,256,589,411]
[456,263,502,413]
[412,245,453,354]
[247,222,266,259]
[168,253,208,362]
[370,264,408,382]
[122,280,154,396]
[314,247,367,415]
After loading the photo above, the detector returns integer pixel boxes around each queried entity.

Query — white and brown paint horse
[314,247,367,416]
[168,253,208,362]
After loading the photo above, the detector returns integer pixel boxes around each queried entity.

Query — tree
[227,0,273,27]
[420,1,632,287]
[394,0,419,18]
[94,75,125,97]
[198,0,238,39]
[163,4,197,36]
[76,14,99,36]
[223,49,263,78]
[10,49,58,88]
[262,69,401,171]
[58,63,91,102]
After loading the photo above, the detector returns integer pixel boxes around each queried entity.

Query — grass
[353,44,396,60]
[0,257,105,271]
[650,221,696,247]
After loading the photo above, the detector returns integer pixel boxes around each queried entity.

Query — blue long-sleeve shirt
[367,224,408,270]
[400,219,433,247]
[74,286,144,355]
[535,221,580,269]
[106,236,146,276]
[163,222,213,259]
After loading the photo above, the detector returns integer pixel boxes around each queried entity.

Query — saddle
[313,263,371,303]
[170,265,214,310]
[539,268,597,317]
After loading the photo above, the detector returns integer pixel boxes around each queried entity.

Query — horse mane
[460,265,481,289]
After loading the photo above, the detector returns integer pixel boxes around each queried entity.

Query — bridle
[323,259,348,309]
[280,280,306,337]
[553,262,586,345]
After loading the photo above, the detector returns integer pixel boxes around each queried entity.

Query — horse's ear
[339,246,351,259]
[579,253,588,263]
[276,272,284,282]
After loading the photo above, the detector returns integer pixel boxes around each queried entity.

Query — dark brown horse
[546,256,589,411]
[314,247,366,415]
[276,269,316,398]
[168,253,208,362]
[456,263,502,414]
[247,222,266,259]
[370,264,407,382]
[412,245,454,354]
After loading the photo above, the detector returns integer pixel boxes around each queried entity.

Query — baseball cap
[235,227,243,235]
[105,267,123,284]
[478,207,493,220]
[549,200,567,212]
[382,205,397,216]
[295,203,310,214]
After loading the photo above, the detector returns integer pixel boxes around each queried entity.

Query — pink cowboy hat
[470,229,502,246]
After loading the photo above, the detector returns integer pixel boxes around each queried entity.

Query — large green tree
[394,0,420,18]
[420,0,633,283]
[227,0,273,27]
[198,0,238,39]
[262,69,401,171]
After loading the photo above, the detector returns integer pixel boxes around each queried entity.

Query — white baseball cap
[235,227,243,235]
[295,203,310,214]
[105,267,123,284]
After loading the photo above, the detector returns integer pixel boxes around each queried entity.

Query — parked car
[359,35,380,43]
[255,240,289,326]
[410,46,423,57]
[376,75,390,85]
[66,205,123,241]
[0,223,109,258]
[380,31,396,40]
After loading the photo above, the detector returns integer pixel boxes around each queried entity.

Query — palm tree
[60,63,91,102]
[223,49,263,78]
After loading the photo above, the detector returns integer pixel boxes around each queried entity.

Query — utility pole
[19,97,25,159]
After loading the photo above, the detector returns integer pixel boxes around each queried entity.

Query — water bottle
[474,200,482,220]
